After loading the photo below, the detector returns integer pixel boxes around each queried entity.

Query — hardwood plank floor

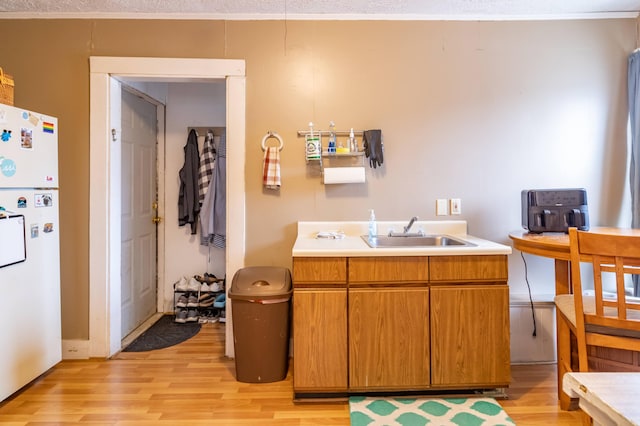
[0,318,583,425]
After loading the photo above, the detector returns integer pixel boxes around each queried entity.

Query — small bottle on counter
[328,121,336,154]
[349,128,357,152]
[368,209,377,242]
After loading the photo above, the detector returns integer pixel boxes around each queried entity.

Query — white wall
[163,81,226,311]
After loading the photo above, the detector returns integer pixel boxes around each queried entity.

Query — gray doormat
[122,314,201,352]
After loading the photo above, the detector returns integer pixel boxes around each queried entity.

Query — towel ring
[261,131,284,151]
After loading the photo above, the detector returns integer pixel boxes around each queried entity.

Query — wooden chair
[555,227,640,410]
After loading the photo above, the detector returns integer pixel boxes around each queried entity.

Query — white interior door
[121,88,158,338]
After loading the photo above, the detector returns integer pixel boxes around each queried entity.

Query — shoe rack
[173,275,226,324]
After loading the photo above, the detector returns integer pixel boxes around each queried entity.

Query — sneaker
[213,293,226,309]
[186,294,199,307]
[199,297,214,308]
[199,292,212,300]
[200,282,210,292]
[186,309,198,322]
[208,281,222,292]
[195,273,221,284]
[187,277,200,292]
[175,294,188,308]
[174,276,188,292]
[175,309,187,323]
[199,293,214,303]
[219,310,226,323]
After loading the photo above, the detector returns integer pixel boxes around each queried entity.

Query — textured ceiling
[1,0,640,20]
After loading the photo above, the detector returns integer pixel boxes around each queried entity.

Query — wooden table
[509,228,640,410]
[563,372,640,425]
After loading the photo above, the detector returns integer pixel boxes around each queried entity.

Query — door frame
[89,57,246,358]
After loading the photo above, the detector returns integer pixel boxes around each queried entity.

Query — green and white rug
[349,396,515,426]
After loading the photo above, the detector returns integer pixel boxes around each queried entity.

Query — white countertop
[292,220,512,257]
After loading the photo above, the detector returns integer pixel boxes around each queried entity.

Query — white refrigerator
[0,103,61,402]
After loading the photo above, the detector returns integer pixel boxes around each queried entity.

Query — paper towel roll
[323,167,366,184]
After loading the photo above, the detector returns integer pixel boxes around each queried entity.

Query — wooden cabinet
[292,258,348,393]
[429,255,510,388]
[430,285,510,387]
[349,287,430,390]
[348,256,430,390]
[292,254,510,398]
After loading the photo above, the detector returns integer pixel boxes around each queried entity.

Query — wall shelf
[298,128,367,184]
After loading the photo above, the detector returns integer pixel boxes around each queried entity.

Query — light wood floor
[0,318,583,425]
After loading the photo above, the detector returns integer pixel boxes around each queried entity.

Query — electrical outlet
[436,199,448,216]
[450,198,461,215]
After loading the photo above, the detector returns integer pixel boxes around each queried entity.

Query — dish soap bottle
[328,121,336,154]
[368,209,377,242]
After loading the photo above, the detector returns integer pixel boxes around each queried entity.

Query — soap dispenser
[368,209,377,242]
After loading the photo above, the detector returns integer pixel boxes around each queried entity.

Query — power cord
[520,251,537,337]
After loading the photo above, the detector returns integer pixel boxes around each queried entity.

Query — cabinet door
[293,289,347,392]
[430,285,510,387]
[349,287,430,390]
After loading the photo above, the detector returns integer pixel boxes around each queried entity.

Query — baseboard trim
[62,339,90,359]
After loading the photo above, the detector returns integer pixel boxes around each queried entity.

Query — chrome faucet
[388,216,424,237]
[404,216,418,234]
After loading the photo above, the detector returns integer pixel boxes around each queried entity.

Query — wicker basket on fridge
[0,68,14,106]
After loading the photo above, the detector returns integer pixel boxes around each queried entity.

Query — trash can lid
[229,266,292,300]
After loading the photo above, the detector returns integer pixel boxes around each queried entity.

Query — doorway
[89,57,246,358]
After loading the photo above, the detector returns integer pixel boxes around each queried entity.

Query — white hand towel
[262,147,281,190]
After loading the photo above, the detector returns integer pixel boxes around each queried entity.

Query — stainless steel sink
[361,234,475,248]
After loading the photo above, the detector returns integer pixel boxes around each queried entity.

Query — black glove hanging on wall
[363,129,383,169]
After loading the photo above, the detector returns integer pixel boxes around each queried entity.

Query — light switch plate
[436,199,448,216]
[450,198,461,215]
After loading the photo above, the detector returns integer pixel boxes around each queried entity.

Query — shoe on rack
[199,298,214,308]
[186,294,199,307]
[176,294,188,308]
[175,309,187,323]
[219,310,226,323]
[213,293,226,309]
[174,276,189,292]
[200,282,210,292]
[187,277,201,292]
[195,273,225,285]
[199,292,213,301]
[199,293,214,303]
[208,281,222,292]
[186,309,198,322]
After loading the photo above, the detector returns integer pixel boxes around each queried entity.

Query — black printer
[521,188,589,233]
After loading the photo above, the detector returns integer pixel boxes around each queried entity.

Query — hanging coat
[178,129,200,234]
[200,130,226,248]
[198,130,216,205]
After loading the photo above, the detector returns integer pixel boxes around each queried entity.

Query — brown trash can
[228,266,292,383]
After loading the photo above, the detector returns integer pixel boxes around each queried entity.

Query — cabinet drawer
[348,257,429,283]
[429,255,507,282]
[293,257,347,284]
